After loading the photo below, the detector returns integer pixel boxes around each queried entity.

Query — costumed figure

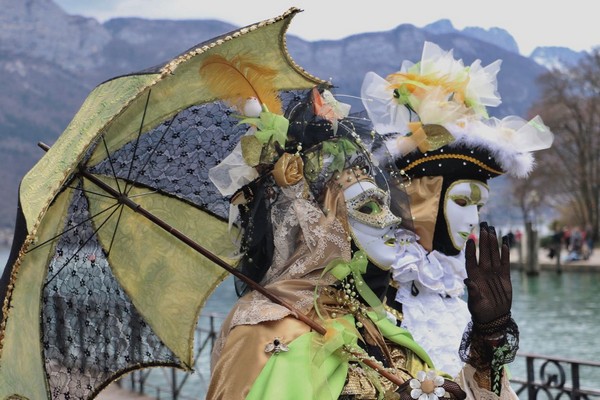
[361,42,554,398]
[204,78,472,399]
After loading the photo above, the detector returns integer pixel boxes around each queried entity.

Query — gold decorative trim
[1,5,324,373]
[0,235,32,356]
[159,7,327,87]
[404,154,504,176]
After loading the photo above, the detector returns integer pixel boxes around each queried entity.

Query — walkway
[510,245,600,272]
[97,384,153,400]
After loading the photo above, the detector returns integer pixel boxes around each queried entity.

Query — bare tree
[509,170,547,228]
[529,48,600,242]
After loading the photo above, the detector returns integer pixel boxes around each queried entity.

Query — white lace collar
[391,231,466,298]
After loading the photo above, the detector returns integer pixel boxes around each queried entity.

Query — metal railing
[116,317,600,399]
[116,314,220,399]
[511,353,600,399]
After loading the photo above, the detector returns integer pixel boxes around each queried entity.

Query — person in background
[585,223,594,258]
[560,226,568,249]
[568,226,583,261]
[506,230,515,249]
[548,223,563,260]
[361,41,554,398]
[515,229,523,247]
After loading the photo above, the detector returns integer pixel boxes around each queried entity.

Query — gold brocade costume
[207,170,430,399]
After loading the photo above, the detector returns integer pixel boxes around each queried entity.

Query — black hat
[361,42,553,182]
[397,132,504,183]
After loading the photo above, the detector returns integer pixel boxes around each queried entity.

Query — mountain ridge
[0,0,588,232]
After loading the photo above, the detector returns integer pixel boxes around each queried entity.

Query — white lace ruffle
[395,284,470,377]
[391,236,471,377]
[391,239,467,297]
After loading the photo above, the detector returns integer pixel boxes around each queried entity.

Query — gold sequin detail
[404,154,504,176]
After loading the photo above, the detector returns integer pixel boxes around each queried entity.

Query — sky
[52,0,598,56]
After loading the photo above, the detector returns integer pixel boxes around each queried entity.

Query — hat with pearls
[361,41,554,182]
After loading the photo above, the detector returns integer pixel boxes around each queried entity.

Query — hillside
[0,0,570,234]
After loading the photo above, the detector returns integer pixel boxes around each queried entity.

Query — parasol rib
[37,141,407,387]
[26,201,120,255]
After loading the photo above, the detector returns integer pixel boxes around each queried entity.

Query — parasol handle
[37,141,406,387]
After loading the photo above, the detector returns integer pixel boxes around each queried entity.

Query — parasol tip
[37,142,50,152]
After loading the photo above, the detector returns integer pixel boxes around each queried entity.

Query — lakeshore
[510,246,600,272]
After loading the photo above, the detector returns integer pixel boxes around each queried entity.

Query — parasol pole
[38,141,407,388]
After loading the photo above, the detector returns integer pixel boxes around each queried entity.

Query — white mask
[344,181,402,269]
[444,180,490,250]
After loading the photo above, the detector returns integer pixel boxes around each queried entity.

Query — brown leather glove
[464,222,512,331]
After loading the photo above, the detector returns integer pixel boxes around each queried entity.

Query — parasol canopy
[0,8,325,399]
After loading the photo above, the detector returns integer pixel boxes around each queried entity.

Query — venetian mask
[344,180,402,269]
[443,180,489,250]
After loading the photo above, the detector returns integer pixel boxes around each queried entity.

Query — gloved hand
[460,223,519,393]
[464,222,512,330]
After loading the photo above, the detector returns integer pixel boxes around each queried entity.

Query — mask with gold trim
[444,180,489,251]
[344,180,402,270]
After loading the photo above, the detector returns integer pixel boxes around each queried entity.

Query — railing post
[140,369,146,395]
[172,367,178,399]
[571,362,580,400]
[210,314,216,348]
[526,355,536,399]
[130,371,135,392]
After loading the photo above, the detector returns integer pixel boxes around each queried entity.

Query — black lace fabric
[89,101,246,220]
[42,184,178,399]
[89,90,308,221]
[39,89,310,398]
[458,314,519,371]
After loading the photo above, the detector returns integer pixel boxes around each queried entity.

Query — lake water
[1,248,599,397]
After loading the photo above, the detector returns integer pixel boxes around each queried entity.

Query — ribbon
[324,251,387,317]
[313,316,391,400]
[366,310,434,369]
[320,251,435,369]
[408,121,430,153]
[239,106,289,146]
[321,138,358,173]
[312,315,360,367]
[389,72,468,105]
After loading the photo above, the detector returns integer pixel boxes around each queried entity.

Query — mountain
[530,46,587,70]
[0,0,586,235]
[422,19,587,68]
[424,19,519,54]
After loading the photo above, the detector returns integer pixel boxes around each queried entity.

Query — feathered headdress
[198,53,408,296]
[362,41,554,179]
[199,52,374,200]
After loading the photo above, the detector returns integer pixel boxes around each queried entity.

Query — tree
[529,48,600,242]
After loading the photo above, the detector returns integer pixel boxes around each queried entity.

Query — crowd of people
[548,224,595,262]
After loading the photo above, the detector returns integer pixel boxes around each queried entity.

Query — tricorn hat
[361,41,554,254]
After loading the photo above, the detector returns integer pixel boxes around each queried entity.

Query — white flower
[465,59,502,111]
[360,71,413,135]
[418,42,466,82]
[409,370,446,400]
